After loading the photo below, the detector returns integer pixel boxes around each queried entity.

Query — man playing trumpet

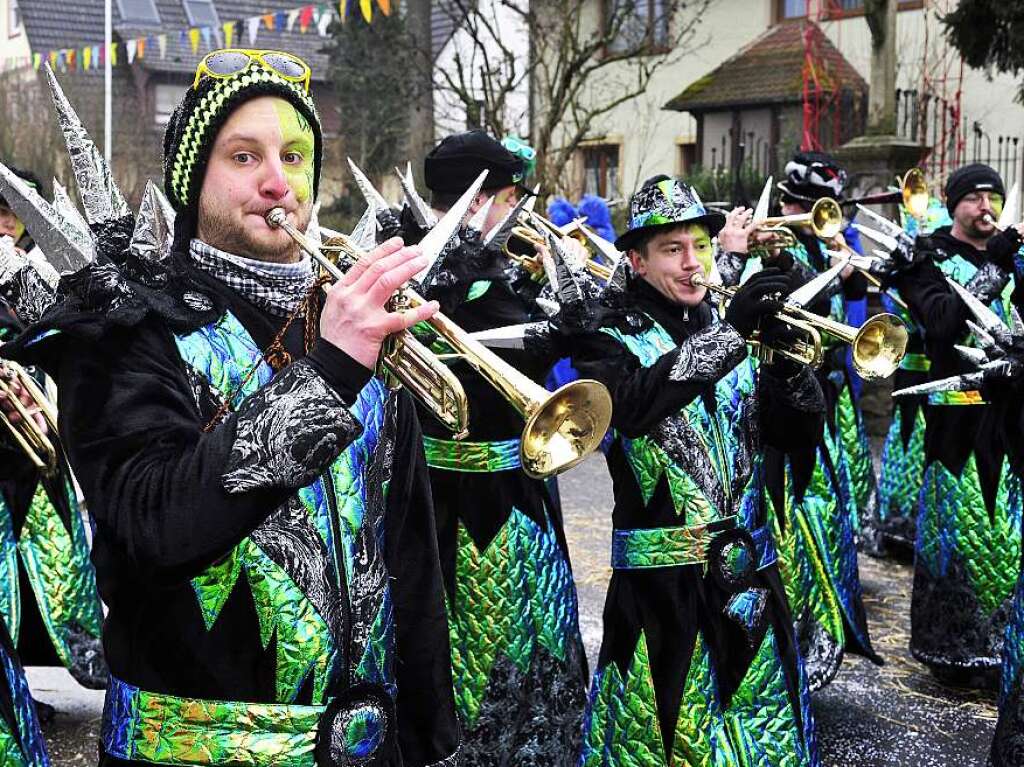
[2,51,461,766]
[571,175,824,766]
[886,163,1024,687]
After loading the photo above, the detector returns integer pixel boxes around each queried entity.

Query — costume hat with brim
[615,177,724,251]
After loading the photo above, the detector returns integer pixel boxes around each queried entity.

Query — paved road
[33,456,996,766]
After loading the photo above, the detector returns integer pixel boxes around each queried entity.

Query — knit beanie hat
[945,163,1004,215]
[163,54,322,215]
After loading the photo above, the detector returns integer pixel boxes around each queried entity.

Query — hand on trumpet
[0,367,47,435]
[722,268,790,337]
[718,207,757,254]
[320,237,440,370]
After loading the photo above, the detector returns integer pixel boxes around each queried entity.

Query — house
[560,0,1024,202]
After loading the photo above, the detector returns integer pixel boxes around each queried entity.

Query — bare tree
[434,0,712,192]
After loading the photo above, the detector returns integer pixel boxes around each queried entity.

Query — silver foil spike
[128,180,173,267]
[753,176,772,221]
[1011,306,1024,337]
[305,202,323,247]
[604,258,630,295]
[998,182,1019,230]
[0,236,28,283]
[395,164,437,229]
[51,179,90,242]
[483,192,533,248]
[955,344,989,366]
[151,184,177,231]
[468,322,543,350]
[578,221,623,268]
[946,277,1012,343]
[852,222,899,252]
[855,204,911,242]
[349,205,380,251]
[44,64,130,226]
[893,372,985,398]
[522,185,540,215]
[347,158,392,212]
[466,196,494,234]
[966,319,996,351]
[536,295,560,317]
[415,169,488,284]
[787,255,849,308]
[0,161,94,273]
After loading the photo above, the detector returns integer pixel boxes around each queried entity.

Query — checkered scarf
[189,239,314,317]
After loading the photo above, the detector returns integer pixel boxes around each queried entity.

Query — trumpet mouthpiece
[266,208,287,228]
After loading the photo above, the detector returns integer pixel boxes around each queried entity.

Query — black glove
[758,317,805,377]
[724,267,789,338]
[985,226,1023,273]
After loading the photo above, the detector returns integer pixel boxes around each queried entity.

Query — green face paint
[272,100,315,203]
[682,223,714,275]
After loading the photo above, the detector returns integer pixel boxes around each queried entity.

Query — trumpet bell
[521,379,612,479]
[851,313,909,380]
[811,198,843,240]
[901,168,929,219]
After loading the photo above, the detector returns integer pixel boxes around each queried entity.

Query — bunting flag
[6,3,384,75]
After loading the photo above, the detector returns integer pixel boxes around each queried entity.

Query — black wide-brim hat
[615,177,725,251]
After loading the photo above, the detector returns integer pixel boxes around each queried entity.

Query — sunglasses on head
[193,49,311,93]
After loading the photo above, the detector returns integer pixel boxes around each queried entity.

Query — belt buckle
[708,527,758,593]
[315,684,394,766]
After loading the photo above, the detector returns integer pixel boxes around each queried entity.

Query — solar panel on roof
[182,0,219,27]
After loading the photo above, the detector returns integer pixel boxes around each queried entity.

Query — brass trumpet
[504,217,615,283]
[267,209,613,479]
[690,273,908,380]
[0,363,59,476]
[842,167,929,219]
[753,197,844,243]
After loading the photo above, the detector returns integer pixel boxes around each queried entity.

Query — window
[779,0,922,20]
[778,0,807,19]
[581,143,620,199]
[678,142,697,176]
[8,0,22,37]
[182,0,220,27]
[116,0,161,24]
[607,0,670,54]
[154,83,184,126]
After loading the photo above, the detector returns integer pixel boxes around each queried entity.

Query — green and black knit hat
[163,54,322,214]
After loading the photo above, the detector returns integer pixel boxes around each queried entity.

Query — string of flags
[0,0,391,74]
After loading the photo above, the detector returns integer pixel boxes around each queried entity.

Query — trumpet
[752,197,844,244]
[504,217,615,283]
[0,362,59,476]
[690,273,908,380]
[842,168,929,219]
[267,209,613,479]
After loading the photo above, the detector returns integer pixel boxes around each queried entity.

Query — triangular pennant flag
[158,34,167,58]
[360,0,372,21]
[275,10,287,29]
[82,46,91,70]
[377,0,391,15]
[138,37,147,59]
[247,16,261,45]
[223,21,235,48]
[32,53,41,71]
[48,51,58,70]
[111,42,119,66]
[339,0,347,22]
[287,8,300,30]
[263,13,275,30]
[317,6,333,34]
[200,26,212,50]
[299,5,314,32]
[188,28,201,54]
[213,26,223,48]
[127,39,137,64]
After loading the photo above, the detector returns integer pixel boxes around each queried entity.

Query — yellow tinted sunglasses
[192,49,311,93]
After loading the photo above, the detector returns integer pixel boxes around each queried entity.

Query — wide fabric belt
[101,676,392,767]
[899,353,931,372]
[610,519,776,571]
[927,389,987,406]
[422,436,521,473]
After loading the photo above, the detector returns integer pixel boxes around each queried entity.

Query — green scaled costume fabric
[0,446,106,690]
[894,232,1023,680]
[571,290,821,767]
[739,241,879,690]
[874,199,951,556]
[0,614,49,766]
[419,275,587,766]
